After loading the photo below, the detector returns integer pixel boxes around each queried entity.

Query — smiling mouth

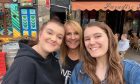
[47,41,57,46]
[90,48,98,51]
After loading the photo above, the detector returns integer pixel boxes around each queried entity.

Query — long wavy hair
[60,20,84,65]
[82,22,125,84]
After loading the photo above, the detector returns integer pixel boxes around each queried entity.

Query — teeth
[91,48,97,51]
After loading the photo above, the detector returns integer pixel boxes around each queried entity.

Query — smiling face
[65,25,80,50]
[84,26,109,58]
[38,22,65,53]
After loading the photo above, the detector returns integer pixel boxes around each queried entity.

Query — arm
[132,65,140,84]
[2,57,36,84]
[124,60,140,84]
[69,62,83,84]
[69,67,77,84]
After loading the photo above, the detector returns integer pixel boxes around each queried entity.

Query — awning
[72,2,140,11]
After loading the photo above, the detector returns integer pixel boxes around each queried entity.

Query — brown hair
[60,20,84,65]
[83,22,124,84]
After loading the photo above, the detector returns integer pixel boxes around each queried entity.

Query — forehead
[65,25,77,32]
[84,26,106,36]
[44,22,65,35]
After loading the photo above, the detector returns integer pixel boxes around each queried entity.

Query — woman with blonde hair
[70,21,140,84]
[60,20,84,84]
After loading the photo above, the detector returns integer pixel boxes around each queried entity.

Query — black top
[2,43,64,84]
[61,56,79,84]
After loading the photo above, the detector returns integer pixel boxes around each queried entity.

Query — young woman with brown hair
[69,21,140,84]
[2,20,65,84]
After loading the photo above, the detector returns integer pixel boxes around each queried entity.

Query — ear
[38,31,42,41]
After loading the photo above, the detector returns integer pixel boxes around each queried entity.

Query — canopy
[72,2,140,11]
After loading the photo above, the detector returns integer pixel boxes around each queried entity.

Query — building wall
[0,0,10,3]
[71,10,81,23]
[0,0,12,36]
[37,0,50,28]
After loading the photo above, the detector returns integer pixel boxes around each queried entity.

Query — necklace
[101,78,107,84]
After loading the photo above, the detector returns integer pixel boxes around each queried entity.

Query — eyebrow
[84,32,102,37]
[58,34,64,37]
[93,33,102,36]
[47,28,53,31]
[47,28,64,37]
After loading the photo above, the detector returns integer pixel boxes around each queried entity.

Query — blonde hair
[83,22,124,84]
[60,20,84,65]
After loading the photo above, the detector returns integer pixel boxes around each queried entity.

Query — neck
[96,55,108,81]
[32,44,49,59]
[96,56,108,68]
[68,48,79,61]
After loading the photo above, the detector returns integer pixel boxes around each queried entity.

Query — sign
[72,2,140,11]
[19,0,33,3]
[10,4,21,38]
[21,9,37,37]
[104,3,140,11]
[19,0,35,6]
[0,52,6,80]
[46,0,50,9]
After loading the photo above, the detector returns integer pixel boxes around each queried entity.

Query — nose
[71,34,76,39]
[89,38,95,45]
[51,35,57,42]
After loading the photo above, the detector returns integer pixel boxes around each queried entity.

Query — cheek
[57,39,63,46]
[76,36,80,41]
[84,41,89,49]
[104,43,108,50]
[40,36,47,42]
[59,40,63,45]
[65,36,69,41]
[39,32,46,40]
[76,37,80,42]
[65,38,71,45]
[39,34,43,41]
[103,39,109,51]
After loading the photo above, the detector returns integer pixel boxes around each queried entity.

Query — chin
[91,55,99,58]
[45,49,56,53]
[71,46,77,49]
[69,45,79,49]
[90,53,101,58]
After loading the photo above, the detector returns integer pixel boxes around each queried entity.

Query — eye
[57,35,63,40]
[74,32,79,35]
[66,33,71,36]
[47,31,53,35]
[84,38,90,41]
[95,35,101,39]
